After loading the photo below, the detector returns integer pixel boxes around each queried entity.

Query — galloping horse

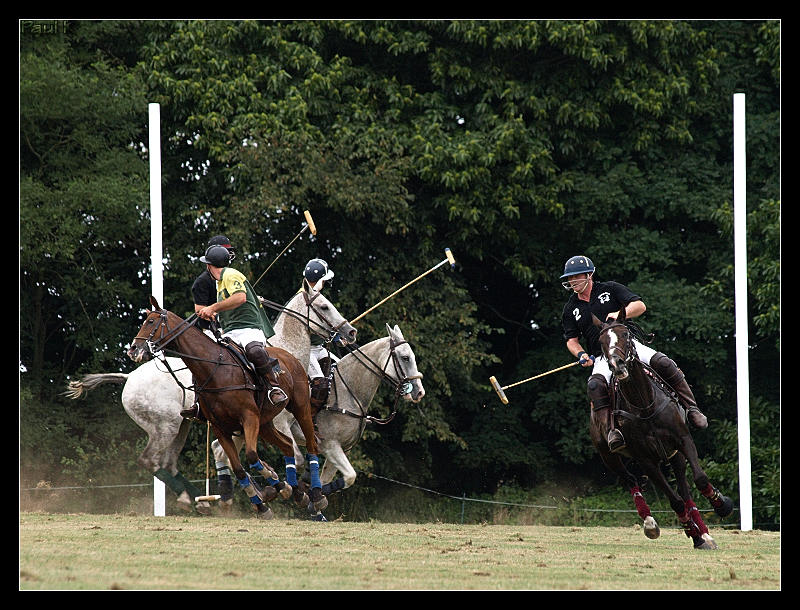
[65,284,357,515]
[590,308,733,549]
[218,324,426,518]
[126,295,347,519]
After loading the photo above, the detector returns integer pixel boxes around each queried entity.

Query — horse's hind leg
[287,396,326,511]
[259,421,300,502]
[679,436,734,518]
[669,452,716,550]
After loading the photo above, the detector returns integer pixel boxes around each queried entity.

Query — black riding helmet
[207,235,236,262]
[560,255,595,290]
[200,244,232,268]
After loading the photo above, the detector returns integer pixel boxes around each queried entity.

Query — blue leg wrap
[284,456,298,487]
[306,454,321,489]
[237,475,263,505]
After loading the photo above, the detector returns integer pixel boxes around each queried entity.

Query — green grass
[19,511,780,590]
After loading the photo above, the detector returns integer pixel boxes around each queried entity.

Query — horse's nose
[346,325,357,342]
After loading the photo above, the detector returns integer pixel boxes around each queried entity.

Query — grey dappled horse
[64,282,355,514]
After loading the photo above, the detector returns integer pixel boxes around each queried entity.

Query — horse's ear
[393,324,404,338]
[149,295,161,310]
[591,314,603,328]
[618,306,627,322]
[302,278,311,293]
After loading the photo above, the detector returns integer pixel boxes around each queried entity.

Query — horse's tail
[63,373,129,399]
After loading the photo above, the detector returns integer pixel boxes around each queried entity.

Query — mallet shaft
[253,210,316,287]
[350,248,456,325]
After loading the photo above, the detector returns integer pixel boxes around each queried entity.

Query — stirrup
[608,429,626,453]
[268,386,288,405]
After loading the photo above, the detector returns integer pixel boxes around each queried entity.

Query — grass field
[19,511,780,590]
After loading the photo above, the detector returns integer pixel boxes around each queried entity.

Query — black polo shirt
[561,280,642,357]
[191,270,217,331]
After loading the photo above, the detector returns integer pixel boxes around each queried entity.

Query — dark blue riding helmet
[200,245,232,268]
[304,258,335,284]
[560,255,595,279]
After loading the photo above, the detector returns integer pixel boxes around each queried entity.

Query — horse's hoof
[195,501,212,515]
[643,516,660,539]
[256,505,274,520]
[309,490,328,512]
[694,534,718,550]
[293,488,310,508]
[262,485,279,502]
[714,495,734,518]
[311,512,328,522]
[279,483,293,500]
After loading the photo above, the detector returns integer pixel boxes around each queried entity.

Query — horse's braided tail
[63,373,129,399]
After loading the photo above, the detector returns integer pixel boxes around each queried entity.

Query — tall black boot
[245,342,288,405]
[588,374,624,453]
[650,353,708,429]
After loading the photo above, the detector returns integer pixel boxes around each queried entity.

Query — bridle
[323,334,424,433]
[132,309,200,357]
[600,322,636,369]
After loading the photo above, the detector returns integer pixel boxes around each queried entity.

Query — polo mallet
[195,421,221,503]
[253,210,317,288]
[489,360,583,404]
[350,248,456,325]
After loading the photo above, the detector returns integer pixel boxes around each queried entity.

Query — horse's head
[127,296,166,364]
[593,309,634,381]
[299,279,358,345]
[386,323,425,403]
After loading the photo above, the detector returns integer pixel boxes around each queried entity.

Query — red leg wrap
[630,487,651,520]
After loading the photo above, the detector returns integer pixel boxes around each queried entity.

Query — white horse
[64,281,355,514]
[293,324,425,499]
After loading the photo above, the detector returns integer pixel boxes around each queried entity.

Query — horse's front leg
[233,413,275,520]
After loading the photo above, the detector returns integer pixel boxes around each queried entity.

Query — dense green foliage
[20,21,779,527]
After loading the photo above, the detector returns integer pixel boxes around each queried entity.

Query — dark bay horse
[590,309,733,550]
[127,296,326,519]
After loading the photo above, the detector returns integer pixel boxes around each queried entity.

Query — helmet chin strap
[567,273,592,294]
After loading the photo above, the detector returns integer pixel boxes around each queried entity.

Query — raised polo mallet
[350,248,456,325]
[253,210,317,288]
[490,360,582,404]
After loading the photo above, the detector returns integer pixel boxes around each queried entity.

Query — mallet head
[304,210,317,236]
[445,247,455,269]
[489,376,509,404]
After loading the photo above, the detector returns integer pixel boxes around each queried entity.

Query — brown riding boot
[588,374,625,453]
[650,353,708,429]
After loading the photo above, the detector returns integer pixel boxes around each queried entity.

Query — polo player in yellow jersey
[197,244,287,405]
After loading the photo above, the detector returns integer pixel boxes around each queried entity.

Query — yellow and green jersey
[216,267,275,339]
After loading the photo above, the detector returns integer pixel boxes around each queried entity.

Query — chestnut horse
[590,308,733,549]
[127,296,325,519]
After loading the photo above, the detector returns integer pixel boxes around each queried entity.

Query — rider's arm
[198,291,246,320]
[566,337,594,367]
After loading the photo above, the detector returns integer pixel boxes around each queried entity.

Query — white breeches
[591,339,657,383]
[308,344,340,379]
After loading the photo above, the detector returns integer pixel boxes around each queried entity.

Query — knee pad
[244,341,268,367]
[587,374,608,398]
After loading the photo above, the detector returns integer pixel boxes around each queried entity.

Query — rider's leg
[649,352,708,429]
[588,373,624,453]
[245,341,287,405]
